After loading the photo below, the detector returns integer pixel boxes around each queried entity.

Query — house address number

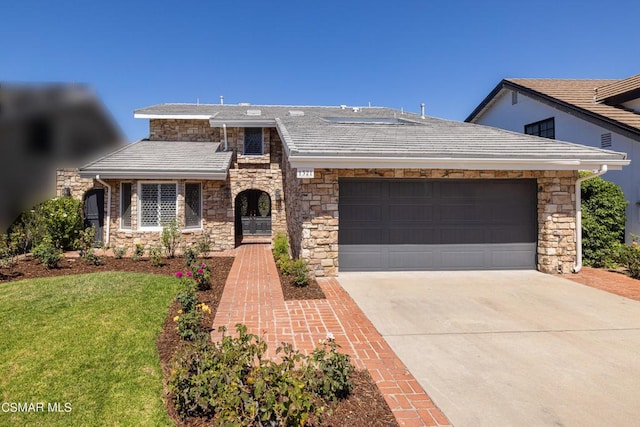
[296,168,315,179]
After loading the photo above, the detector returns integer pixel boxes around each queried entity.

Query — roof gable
[466,78,640,141]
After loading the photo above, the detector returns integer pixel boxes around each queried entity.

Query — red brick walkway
[212,244,450,426]
[567,266,640,301]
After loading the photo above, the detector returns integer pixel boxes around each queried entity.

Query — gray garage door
[339,179,537,271]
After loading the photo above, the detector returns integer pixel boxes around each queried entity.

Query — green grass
[0,272,180,426]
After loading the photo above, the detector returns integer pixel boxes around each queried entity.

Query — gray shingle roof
[133,103,628,171]
[79,139,232,179]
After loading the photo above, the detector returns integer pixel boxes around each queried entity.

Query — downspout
[95,175,111,247]
[573,165,608,273]
[223,123,228,151]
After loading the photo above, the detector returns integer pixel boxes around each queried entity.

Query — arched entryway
[235,190,272,239]
[83,188,104,245]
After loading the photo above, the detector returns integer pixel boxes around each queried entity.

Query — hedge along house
[56,103,629,277]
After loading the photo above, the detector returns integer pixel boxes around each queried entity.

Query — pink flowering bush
[190,261,211,290]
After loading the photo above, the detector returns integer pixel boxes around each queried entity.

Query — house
[56,103,629,276]
[0,83,123,232]
[466,73,640,241]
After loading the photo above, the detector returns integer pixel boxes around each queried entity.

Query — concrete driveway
[338,270,640,427]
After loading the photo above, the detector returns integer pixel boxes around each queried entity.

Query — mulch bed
[1,253,398,427]
[566,266,640,302]
[277,259,327,300]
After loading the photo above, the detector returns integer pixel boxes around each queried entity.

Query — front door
[236,190,271,236]
[83,189,104,245]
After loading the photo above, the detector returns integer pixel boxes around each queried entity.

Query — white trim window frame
[243,127,264,155]
[184,182,203,230]
[120,182,133,230]
[138,182,178,231]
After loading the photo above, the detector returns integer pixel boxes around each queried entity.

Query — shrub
[132,243,144,261]
[581,175,627,267]
[148,246,163,267]
[183,246,199,267]
[0,233,20,271]
[168,324,340,425]
[35,197,84,250]
[76,226,94,253]
[273,232,289,258]
[308,334,354,400]
[277,255,294,275]
[82,250,103,266]
[173,277,210,341]
[161,219,180,258]
[113,246,127,259]
[174,309,205,341]
[614,237,640,279]
[196,234,211,256]
[190,261,211,291]
[290,258,310,287]
[175,276,199,312]
[32,236,63,269]
[8,209,41,254]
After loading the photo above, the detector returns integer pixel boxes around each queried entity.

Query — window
[120,183,132,229]
[185,183,202,228]
[524,117,555,139]
[244,128,263,155]
[139,183,177,228]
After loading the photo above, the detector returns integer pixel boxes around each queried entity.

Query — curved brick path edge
[211,244,451,427]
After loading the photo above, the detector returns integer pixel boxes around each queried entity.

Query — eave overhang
[287,155,629,171]
[209,119,277,127]
[78,170,229,180]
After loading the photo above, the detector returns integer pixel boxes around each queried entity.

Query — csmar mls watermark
[1,402,72,413]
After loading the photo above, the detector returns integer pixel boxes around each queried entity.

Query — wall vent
[601,133,612,148]
[511,91,518,105]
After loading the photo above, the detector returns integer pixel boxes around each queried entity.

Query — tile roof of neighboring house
[465,78,640,139]
[79,139,232,179]
[595,73,640,103]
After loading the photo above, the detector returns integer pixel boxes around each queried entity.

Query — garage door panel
[389,205,434,222]
[388,227,436,244]
[339,179,537,271]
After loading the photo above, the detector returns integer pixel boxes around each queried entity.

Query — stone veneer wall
[283,164,578,277]
[57,121,288,251]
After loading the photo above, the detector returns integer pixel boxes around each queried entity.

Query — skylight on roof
[324,117,405,125]
[288,110,305,116]
[246,109,262,116]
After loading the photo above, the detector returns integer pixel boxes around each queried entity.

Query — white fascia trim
[134,113,213,120]
[209,119,277,127]
[287,156,629,171]
[79,171,229,180]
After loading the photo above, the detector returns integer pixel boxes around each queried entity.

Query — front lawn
[0,272,179,426]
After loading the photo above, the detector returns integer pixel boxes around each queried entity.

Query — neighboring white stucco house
[466,74,640,241]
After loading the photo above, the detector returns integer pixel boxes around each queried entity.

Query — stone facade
[282,164,578,277]
[58,118,579,276]
[56,121,287,253]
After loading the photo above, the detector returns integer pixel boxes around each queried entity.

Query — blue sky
[3,0,640,141]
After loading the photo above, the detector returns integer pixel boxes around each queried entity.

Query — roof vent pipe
[223,123,228,151]
[573,165,608,273]
[220,95,224,105]
[420,103,425,119]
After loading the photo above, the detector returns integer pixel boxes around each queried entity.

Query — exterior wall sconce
[62,187,72,197]
[275,189,281,201]
[224,186,231,199]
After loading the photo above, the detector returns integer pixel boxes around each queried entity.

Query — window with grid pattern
[185,183,202,228]
[140,183,177,228]
[524,117,555,139]
[244,128,263,155]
